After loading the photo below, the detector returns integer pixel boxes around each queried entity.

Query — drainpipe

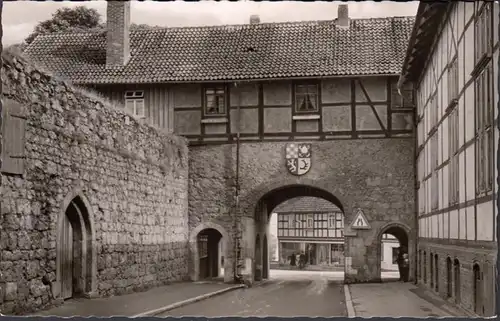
[233,82,242,282]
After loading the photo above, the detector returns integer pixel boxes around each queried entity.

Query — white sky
[2,0,419,46]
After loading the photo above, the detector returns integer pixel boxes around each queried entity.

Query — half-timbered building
[398,1,498,317]
[24,2,417,285]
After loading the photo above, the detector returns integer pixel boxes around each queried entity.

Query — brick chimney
[106,1,131,67]
[337,4,349,28]
[249,14,261,24]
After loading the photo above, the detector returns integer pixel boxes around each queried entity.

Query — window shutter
[1,99,27,175]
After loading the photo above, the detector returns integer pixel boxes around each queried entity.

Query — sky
[2,0,419,46]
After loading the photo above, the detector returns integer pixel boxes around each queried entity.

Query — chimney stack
[106,1,131,67]
[249,14,261,24]
[337,4,349,28]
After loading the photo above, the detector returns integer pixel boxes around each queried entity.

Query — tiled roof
[24,17,415,84]
[273,197,341,213]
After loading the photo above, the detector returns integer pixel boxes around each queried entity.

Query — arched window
[446,257,452,298]
[453,259,460,303]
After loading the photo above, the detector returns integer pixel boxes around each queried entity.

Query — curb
[132,284,245,317]
[343,284,356,318]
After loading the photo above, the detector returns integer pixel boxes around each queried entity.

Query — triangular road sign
[350,209,371,230]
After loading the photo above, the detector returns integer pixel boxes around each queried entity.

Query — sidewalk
[345,282,460,317]
[32,281,243,317]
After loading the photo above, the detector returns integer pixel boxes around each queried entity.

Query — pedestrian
[396,247,404,281]
[290,252,296,266]
[401,250,409,282]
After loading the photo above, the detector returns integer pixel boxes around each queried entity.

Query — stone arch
[247,178,348,282]
[375,222,413,282]
[241,177,350,218]
[56,189,97,299]
[189,222,231,282]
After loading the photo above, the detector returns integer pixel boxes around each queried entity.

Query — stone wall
[0,51,190,314]
[189,138,415,282]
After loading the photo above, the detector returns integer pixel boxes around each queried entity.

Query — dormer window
[124,90,145,118]
[204,86,227,117]
[295,84,318,113]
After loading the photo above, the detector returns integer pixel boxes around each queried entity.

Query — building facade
[24,2,417,286]
[399,1,498,317]
[381,234,400,271]
[273,197,345,269]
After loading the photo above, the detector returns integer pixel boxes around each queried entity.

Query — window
[448,108,459,204]
[295,84,318,113]
[430,132,439,209]
[474,2,493,65]
[447,57,459,105]
[391,81,414,109]
[204,86,227,116]
[198,234,208,258]
[124,91,145,118]
[475,63,494,194]
[391,248,399,264]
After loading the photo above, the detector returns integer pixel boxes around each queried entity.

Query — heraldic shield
[285,143,312,176]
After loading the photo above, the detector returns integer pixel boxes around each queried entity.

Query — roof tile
[24,17,415,84]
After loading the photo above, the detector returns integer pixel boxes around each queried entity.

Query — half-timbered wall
[169,76,414,143]
[414,1,498,316]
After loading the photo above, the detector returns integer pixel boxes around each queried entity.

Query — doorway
[473,263,482,315]
[446,257,452,298]
[378,224,409,282]
[58,196,94,300]
[197,228,223,279]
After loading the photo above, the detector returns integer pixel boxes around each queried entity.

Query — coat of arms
[285,143,312,176]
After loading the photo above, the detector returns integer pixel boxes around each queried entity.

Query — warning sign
[350,209,371,230]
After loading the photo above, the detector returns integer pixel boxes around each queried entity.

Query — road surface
[160,270,347,317]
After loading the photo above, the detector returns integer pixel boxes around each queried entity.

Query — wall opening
[197,228,223,279]
[446,257,452,298]
[430,252,434,289]
[434,254,439,292]
[423,251,427,284]
[453,259,460,304]
[418,250,422,281]
[58,196,94,300]
[473,263,482,315]
[254,185,345,282]
[378,225,409,282]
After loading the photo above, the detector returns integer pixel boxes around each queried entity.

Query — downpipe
[233,82,243,284]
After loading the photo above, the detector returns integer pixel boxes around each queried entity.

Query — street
[160,270,347,317]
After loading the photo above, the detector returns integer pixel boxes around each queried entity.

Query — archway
[262,235,269,279]
[189,222,231,282]
[56,194,96,300]
[197,228,223,279]
[252,184,345,282]
[377,223,410,282]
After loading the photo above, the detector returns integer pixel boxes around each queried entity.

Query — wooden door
[61,214,74,299]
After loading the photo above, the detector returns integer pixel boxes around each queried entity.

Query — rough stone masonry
[0,50,190,314]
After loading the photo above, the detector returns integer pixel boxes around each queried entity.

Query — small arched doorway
[434,254,439,292]
[378,224,409,282]
[453,259,460,303]
[255,235,262,281]
[423,251,427,284]
[197,228,223,279]
[430,252,434,289]
[262,235,269,279]
[473,263,482,315]
[446,257,452,298]
[57,196,95,300]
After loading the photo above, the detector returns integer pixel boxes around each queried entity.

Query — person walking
[396,247,404,281]
[290,252,296,267]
